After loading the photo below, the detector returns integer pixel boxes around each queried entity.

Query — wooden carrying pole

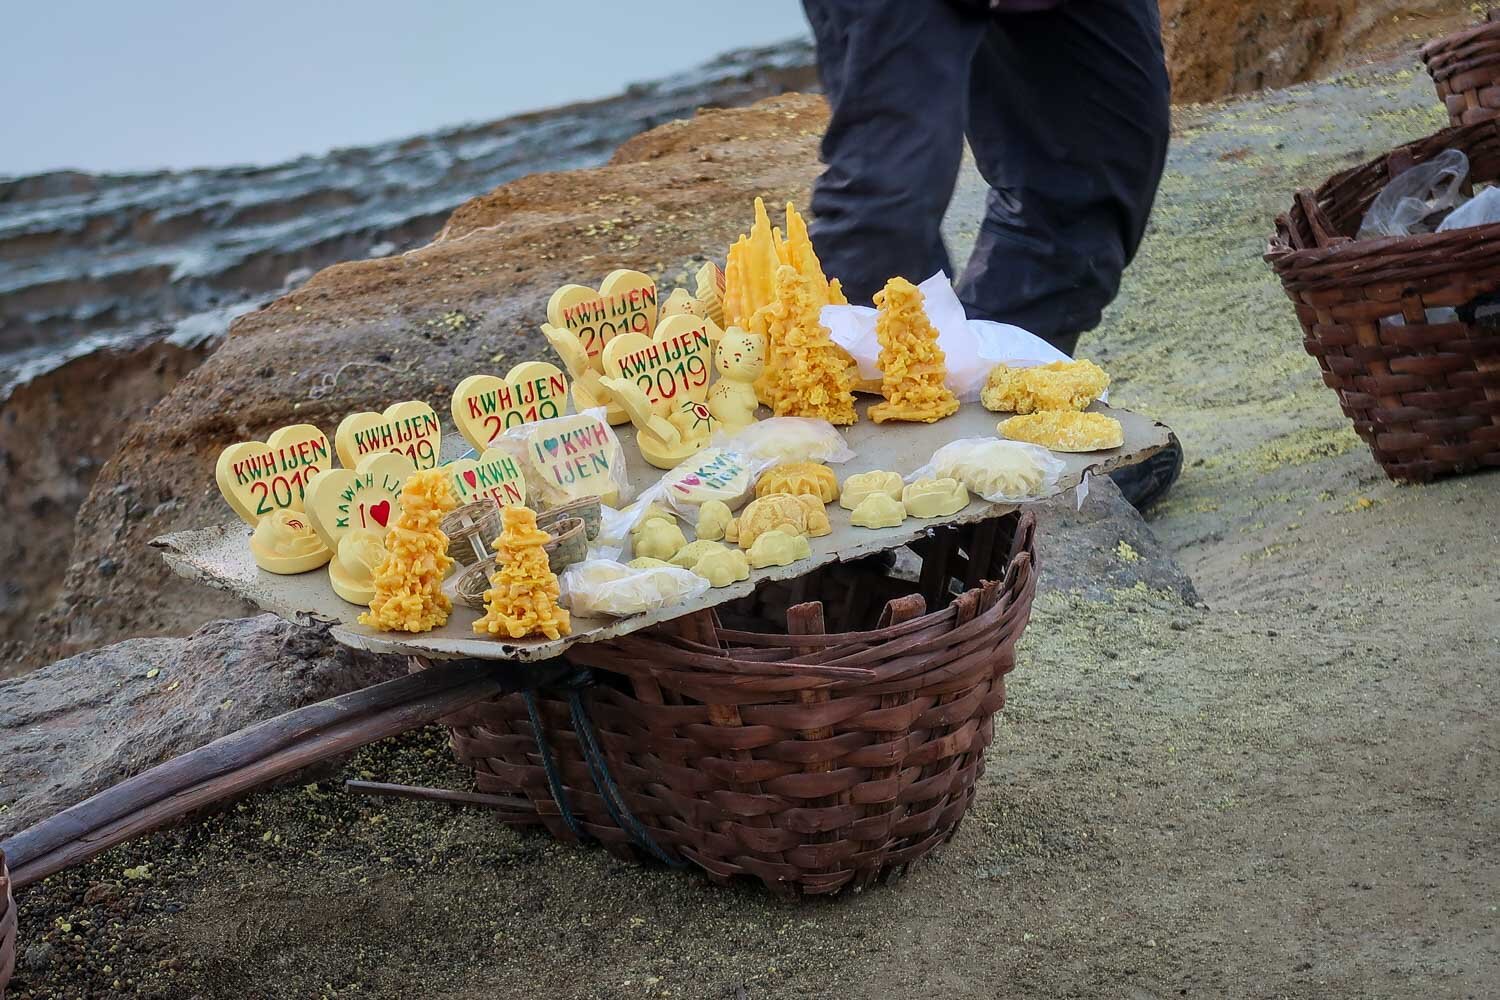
[0,658,563,890]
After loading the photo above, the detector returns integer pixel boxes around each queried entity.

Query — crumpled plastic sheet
[821,271,1072,400]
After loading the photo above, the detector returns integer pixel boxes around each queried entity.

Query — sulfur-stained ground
[10,60,1500,1000]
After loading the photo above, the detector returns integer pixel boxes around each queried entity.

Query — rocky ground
[6,45,1498,1000]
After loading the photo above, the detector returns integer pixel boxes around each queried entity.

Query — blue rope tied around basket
[521,670,685,868]
[521,688,585,841]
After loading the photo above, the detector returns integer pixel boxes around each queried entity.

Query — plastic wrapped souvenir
[501,408,629,507]
[559,559,710,618]
[660,448,761,513]
[712,416,855,467]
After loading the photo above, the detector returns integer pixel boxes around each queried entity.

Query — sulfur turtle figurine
[727,492,831,548]
[671,540,751,587]
[838,469,904,511]
[633,516,688,561]
[745,529,812,569]
[695,500,734,542]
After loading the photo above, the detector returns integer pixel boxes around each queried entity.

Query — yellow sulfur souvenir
[868,276,959,424]
[980,359,1110,414]
[361,469,458,633]
[755,461,838,503]
[473,505,571,641]
[999,410,1124,452]
[752,265,858,424]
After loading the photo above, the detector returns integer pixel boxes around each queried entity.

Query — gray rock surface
[0,614,399,839]
[1032,475,1199,604]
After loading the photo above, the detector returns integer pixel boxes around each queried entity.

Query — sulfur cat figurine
[707,327,766,432]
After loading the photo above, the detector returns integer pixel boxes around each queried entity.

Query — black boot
[1108,432,1182,512]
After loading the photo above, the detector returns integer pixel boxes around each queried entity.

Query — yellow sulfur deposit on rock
[361,469,458,633]
[473,505,571,641]
[999,410,1124,452]
[868,277,959,424]
[981,359,1110,414]
[753,265,858,424]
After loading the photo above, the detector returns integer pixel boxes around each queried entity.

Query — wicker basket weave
[1422,12,1500,128]
[438,511,1037,896]
[1266,124,1500,482]
[1,850,14,1000]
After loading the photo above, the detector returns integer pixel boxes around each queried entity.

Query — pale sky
[0,0,810,176]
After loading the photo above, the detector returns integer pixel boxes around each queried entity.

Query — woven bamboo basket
[436,511,1037,896]
[1266,124,1500,482]
[1,850,14,1000]
[1422,11,1500,128]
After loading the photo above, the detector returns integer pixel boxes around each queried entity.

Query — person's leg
[956,0,1170,355]
[802,0,986,305]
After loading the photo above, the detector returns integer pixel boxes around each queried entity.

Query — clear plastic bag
[1358,149,1469,239]
[559,559,710,618]
[821,271,1071,399]
[907,438,1066,503]
[591,487,672,561]
[1437,184,1500,232]
[658,447,772,519]
[500,406,631,509]
[711,417,855,466]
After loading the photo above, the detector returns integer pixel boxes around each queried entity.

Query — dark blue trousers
[802,0,1170,354]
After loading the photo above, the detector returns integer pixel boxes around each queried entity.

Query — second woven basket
[1423,11,1500,127]
[1266,122,1500,482]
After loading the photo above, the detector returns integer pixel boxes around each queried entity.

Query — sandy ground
[10,61,1500,1000]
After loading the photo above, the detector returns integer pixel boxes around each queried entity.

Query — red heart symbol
[682,475,701,485]
[369,500,391,527]
[463,470,478,488]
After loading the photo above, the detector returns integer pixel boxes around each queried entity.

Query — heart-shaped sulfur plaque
[335,400,441,470]
[450,362,570,452]
[215,423,333,525]
[303,451,415,551]
[601,312,715,407]
[545,269,658,362]
[443,447,528,507]
[518,412,622,506]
